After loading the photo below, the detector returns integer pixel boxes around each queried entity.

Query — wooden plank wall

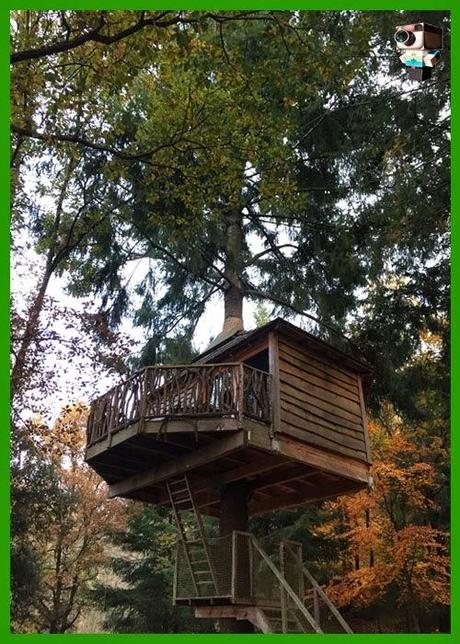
[277,336,370,464]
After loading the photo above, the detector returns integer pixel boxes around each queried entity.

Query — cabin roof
[194,317,373,377]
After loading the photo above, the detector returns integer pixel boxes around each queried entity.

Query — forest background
[9,9,450,633]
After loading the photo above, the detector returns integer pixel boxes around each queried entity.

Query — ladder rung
[169,477,187,486]
[196,580,215,585]
[170,486,188,495]
[172,490,190,497]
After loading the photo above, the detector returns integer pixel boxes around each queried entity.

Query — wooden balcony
[87,363,271,449]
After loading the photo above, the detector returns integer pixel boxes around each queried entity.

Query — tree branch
[245,243,299,267]
[11,12,178,64]
[244,279,368,359]
[11,124,181,164]
[11,11,271,65]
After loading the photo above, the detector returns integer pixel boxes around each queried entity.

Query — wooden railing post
[238,363,245,424]
[138,367,148,435]
[313,588,320,627]
[249,535,254,600]
[231,530,237,601]
[172,540,179,605]
[284,542,353,634]
[280,542,288,633]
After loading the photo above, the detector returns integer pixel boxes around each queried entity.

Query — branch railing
[87,363,271,447]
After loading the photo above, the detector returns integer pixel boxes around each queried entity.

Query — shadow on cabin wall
[244,349,269,373]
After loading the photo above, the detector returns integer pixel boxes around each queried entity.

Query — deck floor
[86,417,370,516]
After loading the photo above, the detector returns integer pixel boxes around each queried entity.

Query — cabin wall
[276,334,371,465]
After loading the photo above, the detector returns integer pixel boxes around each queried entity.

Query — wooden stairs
[168,474,352,633]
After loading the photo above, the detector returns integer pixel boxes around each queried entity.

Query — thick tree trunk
[218,482,254,633]
[222,209,244,335]
[217,209,253,632]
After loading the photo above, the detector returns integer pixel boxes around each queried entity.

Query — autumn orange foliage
[22,403,132,632]
[316,419,450,630]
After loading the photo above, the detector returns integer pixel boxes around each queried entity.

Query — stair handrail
[284,541,353,634]
[234,532,323,633]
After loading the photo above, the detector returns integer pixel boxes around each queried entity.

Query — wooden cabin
[85,318,373,516]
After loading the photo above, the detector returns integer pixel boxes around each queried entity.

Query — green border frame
[2,2,456,641]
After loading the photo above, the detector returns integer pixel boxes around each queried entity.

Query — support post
[218,482,254,633]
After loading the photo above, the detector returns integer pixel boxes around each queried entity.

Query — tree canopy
[10,9,450,633]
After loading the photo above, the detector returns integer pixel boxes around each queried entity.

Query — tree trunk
[217,209,253,632]
[11,157,75,405]
[11,263,54,403]
[222,209,244,335]
[218,482,254,633]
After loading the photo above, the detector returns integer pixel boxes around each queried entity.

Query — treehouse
[85,317,372,632]
[86,317,372,515]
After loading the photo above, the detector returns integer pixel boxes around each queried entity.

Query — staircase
[254,606,306,633]
[168,475,352,633]
[166,475,219,597]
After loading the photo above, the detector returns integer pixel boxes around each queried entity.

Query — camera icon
[394,23,442,50]
[394,22,443,81]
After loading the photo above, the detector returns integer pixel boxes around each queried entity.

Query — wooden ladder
[166,475,219,597]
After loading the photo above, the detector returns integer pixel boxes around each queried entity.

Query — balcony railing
[87,363,271,448]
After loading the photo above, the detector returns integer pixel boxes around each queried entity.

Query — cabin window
[244,349,269,373]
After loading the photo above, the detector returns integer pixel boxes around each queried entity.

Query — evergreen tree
[91,506,215,633]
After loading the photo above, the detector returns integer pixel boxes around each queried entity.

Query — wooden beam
[149,452,286,507]
[268,331,281,436]
[245,418,273,451]
[250,463,317,493]
[132,434,194,454]
[86,421,141,459]
[276,434,370,484]
[358,375,372,465]
[108,431,247,498]
[220,453,285,482]
[250,478,364,515]
[144,416,241,435]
